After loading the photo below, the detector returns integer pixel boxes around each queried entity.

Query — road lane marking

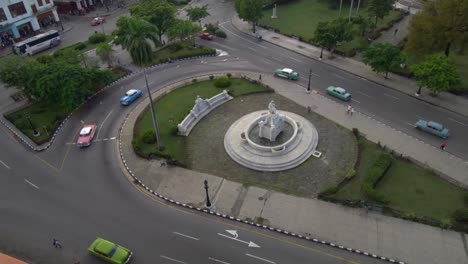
[173,232,199,241]
[208,257,231,264]
[97,110,114,140]
[351,98,361,104]
[218,231,260,248]
[356,91,372,98]
[448,117,468,127]
[24,179,39,189]
[246,253,276,264]
[0,160,11,169]
[247,47,256,52]
[406,122,415,127]
[312,72,320,77]
[220,25,267,49]
[160,255,187,264]
[383,93,399,100]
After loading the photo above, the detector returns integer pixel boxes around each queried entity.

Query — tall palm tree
[114,16,163,150]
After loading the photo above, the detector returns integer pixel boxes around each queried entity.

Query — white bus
[12,30,61,56]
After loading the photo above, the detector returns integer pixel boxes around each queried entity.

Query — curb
[0,53,217,152]
[116,72,407,264]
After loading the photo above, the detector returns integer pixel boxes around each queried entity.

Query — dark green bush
[453,209,468,223]
[74,42,87,50]
[363,153,393,204]
[215,30,227,38]
[169,42,185,52]
[132,139,141,152]
[141,130,156,144]
[320,185,338,196]
[169,126,179,136]
[226,73,232,78]
[214,77,231,88]
[88,33,106,44]
[209,75,214,80]
[352,128,360,139]
[204,23,218,34]
[36,54,55,64]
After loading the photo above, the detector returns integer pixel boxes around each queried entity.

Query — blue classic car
[414,120,449,139]
[120,89,142,105]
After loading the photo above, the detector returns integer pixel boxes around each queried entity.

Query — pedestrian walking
[350,107,354,116]
[440,143,447,150]
[347,105,352,115]
[394,28,399,36]
[52,238,62,248]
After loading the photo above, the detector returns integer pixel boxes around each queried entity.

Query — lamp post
[26,112,40,137]
[144,68,163,150]
[306,69,312,94]
[204,180,211,207]
[319,46,324,60]
[415,87,422,96]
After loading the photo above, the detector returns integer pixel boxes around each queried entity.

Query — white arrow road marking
[208,257,231,264]
[246,253,276,264]
[217,231,260,248]
[226,230,238,239]
[96,110,113,140]
[448,117,468,127]
[0,160,11,169]
[173,232,199,241]
[383,93,400,100]
[160,255,187,264]
[24,179,39,189]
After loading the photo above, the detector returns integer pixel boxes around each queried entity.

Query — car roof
[80,126,93,136]
[126,89,138,96]
[427,121,443,130]
[95,239,115,255]
[334,87,346,93]
[282,68,293,73]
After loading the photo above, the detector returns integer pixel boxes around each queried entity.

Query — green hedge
[214,77,231,88]
[453,209,468,223]
[363,153,393,204]
[157,47,216,64]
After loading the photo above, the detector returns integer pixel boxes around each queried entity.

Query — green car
[88,237,132,264]
[326,86,351,101]
[274,68,299,80]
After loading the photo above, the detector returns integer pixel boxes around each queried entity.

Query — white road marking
[219,21,230,26]
[246,253,276,264]
[406,122,415,127]
[356,91,372,98]
[289,57,302,63]
[351,98,361,104]
[173,232,199,241]
[312,72,320,77]
[383,93,399,100]
[220,25,267,49]
[109,137,116,140]
[217,232,260,248]
[24,179,39,189]
[160,255,187,264]
[96,110,113,140]
[0,160,11,169]
[208,257,231,264]
[258,44,268,49]
[448,117,468,127]
[66,142,77,145]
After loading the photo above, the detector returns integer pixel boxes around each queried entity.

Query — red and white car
[77,124,97,147]
[90,17,106,26]
[199,32,214,40]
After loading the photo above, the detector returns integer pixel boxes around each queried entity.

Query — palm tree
[96,43,114,68]
[114,16,164,150]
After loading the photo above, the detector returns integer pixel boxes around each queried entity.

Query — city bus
[12,30,61,56]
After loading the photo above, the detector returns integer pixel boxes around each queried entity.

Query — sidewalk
[119,72,468,264]
[229,14,468,118]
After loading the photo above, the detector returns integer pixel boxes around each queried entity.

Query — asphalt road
[0,60,386,264]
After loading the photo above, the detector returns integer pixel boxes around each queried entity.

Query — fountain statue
[258,101,285,142]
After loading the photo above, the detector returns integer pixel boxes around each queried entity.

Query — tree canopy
[405,0,468,56]
[362,42,404,78]
[167,19,202,44]
[186,5,210,25]
[96,43,114,68]
[129,0,177,41]
[409,54,460,94]
[313,18,353,52]
[235,0,264,33]
[367,0,394,26]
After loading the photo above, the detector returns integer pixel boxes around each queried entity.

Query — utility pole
[306,69,312,94]
[204,180,211,207]
[144,68,163,150]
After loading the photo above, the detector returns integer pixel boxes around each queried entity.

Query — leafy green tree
[130,0,177,42]
[313,18,353,58]
[96,43,114,68]
[168,19,202,44]
[113,16,160,66]
[186,5,209,25]
[362,42,404,78]
[367,0,394,26]
[410,54,460,95]
[235,0,264,33]
[406,0,468,57]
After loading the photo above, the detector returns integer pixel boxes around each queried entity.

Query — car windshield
[107,245,118,257]
[79,127,92,136]
[125,90,136,96]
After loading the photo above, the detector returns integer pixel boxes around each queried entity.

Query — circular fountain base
[224,111,318,172]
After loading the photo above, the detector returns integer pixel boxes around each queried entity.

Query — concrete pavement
[118,71,468,264]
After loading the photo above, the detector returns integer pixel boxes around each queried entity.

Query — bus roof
[0,253,28,264]
[14,30,59,47]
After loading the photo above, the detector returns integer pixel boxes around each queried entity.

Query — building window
[8,2,27,17]
[0,8,7,22]
[38,0,43,6]
[45,0,50,4]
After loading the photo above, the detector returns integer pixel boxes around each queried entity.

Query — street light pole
[306,69,312,94]
[204,180,211,207]
[319,46,324,60]
[415,86,422,96]
[26,112,40,137]
[144,67,163,150]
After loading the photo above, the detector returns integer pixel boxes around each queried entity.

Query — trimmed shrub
[132,139,141,152]
[169,126,179,136]
[204,23,218,34]
[74,42,87,50]
[453,209,468,223]
[141,130,156,144]
[214,77,231,88]
[209,75,214,80]
[169,42,185,52]
[88,33,106,44]
[226,73,232,78]
[363,153,393,204]
[192,78,197,83]
[215,30,227,38]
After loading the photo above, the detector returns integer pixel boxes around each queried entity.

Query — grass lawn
[152,41,216,64]
[259,0,404,54]
[133,78,269,163]
[332,139,466,222]
[54,34,114,55]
